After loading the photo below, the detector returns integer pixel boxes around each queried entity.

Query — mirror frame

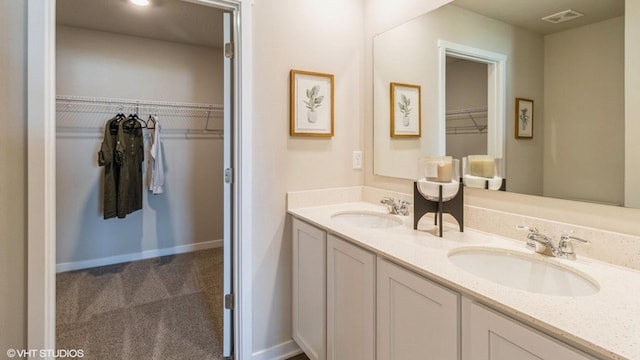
[438,40,507,173]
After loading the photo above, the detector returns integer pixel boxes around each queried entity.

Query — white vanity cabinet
[377,258,459,360]
[292,220,376,360]
[461,297,596,360]
[326,235,376,360]
[292,218,326,360]
[292,217,596,360]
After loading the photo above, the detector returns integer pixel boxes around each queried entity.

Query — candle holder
[462,156,506,191]
[420,156,453,183]
[413,180,464,237]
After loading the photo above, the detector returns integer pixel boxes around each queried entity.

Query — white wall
[371,4,545,194]
[56,26,224,267]
[0,0,26,352]
[543,17,625,206]
[364,0,451,35]
[251,0,365,355]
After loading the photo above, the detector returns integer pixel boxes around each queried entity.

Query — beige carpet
[56,248,223,360]
[286,354,310,360]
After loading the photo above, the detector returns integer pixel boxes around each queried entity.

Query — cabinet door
[377,258,459,360]
[292,218,326,360]
[462,297,596,360]
[327,235,376,360]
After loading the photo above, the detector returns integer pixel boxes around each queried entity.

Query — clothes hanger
[126,113,147,128]
[147,114,156,130]
[110,112,125,131]
[115,105,126,122]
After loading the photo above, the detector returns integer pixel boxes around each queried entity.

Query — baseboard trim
[56,239,223,273]
[252,340,302,360]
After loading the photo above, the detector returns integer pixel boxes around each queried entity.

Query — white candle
[468,155,495,178]
[437,162,452,182]
[424,156,453,183]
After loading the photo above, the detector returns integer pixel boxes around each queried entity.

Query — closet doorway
[53,0,236,358]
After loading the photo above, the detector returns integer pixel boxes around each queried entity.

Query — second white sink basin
[331,211,403,229]
[448,248,599,296]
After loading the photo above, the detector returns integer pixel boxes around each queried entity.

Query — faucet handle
[516,225,538,233]
[397,200,411,216]
[517,225,541,251]
[380,197,397,214]
[558,234,590,259]
[560,234,590,244]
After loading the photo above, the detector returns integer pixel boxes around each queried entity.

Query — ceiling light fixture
[129,0,151,6]
[541,9,584,24]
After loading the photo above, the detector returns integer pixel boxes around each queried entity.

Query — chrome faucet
[380,197,411,216]
[557,234,590,260]
[518,225,556,256]
[516,225,589,259]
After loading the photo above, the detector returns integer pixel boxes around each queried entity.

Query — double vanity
[288,187,640,360]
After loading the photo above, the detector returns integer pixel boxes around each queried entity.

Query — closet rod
[446,126,487,135]
[445,106,487,117]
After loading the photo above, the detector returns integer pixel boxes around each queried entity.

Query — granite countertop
[288,201,640,360]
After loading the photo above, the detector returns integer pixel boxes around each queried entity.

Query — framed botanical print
[390,82,421,137]
[290,69,335,137]
[515,97,534,139]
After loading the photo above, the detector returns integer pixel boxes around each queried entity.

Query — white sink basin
[448,248,599,296]
[331,211,403,229]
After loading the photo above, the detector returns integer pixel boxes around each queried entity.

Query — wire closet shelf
[55,95,224,136]
[446,106,488,135]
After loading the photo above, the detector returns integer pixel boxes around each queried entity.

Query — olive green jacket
[98,117,144,219]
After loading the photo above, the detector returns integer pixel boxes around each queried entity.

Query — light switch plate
[353,151,363,169]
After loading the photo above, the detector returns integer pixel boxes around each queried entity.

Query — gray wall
[0,0,27,352]
[627,0,640,206]
[56,26,224,104]
[543,16,624,206]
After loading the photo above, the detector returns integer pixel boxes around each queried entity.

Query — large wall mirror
[373,0,627,207]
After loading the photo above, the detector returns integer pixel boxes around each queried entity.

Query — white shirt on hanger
[148,116,165,194]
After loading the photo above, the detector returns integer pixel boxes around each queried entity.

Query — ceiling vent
[541,9,584,24]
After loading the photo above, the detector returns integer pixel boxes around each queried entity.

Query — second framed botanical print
[290,69,335,137]
[390,82,421,138]
[515,97,534,139]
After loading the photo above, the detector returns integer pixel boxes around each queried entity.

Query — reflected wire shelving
[446,106,487,135]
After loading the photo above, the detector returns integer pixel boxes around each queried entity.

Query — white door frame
[26,1,253,359]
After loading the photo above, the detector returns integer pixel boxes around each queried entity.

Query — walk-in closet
[54,0,227,358]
